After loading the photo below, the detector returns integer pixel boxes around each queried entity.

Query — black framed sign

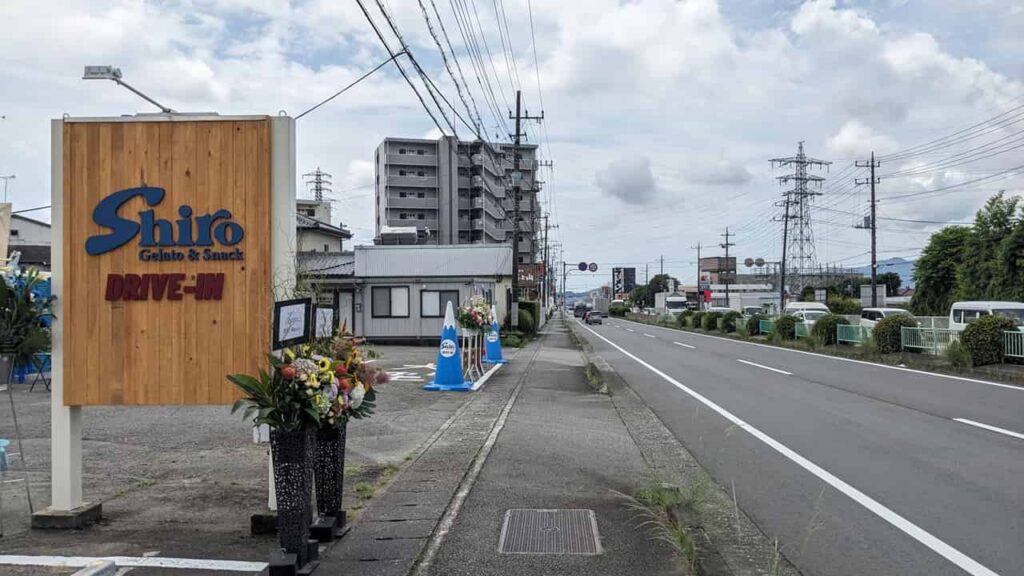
[273,297,312,350]
[314,305,335,339]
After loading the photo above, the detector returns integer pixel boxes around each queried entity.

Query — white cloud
[595,157,658,205]
[826,119,899,157]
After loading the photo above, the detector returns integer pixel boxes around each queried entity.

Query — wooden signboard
[61,118,273,405]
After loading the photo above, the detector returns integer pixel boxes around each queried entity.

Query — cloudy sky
[2,0,1022,292]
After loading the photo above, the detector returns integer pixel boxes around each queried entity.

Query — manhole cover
[498,509,601,555]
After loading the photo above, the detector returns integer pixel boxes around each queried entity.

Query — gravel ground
[0,344,466,575]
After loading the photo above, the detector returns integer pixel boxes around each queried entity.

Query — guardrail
[759,319,774,335]
[1005,331,1024,359]
[901,327,961,355]
[837,324,869,345]
[795,322,810,339]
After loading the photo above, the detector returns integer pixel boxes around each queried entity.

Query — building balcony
[388,154,437,167]
[473,197,505,220]
[389,217,437,230]
[458,176,471,188]
[388,196,437,209]
[388,175,437,188]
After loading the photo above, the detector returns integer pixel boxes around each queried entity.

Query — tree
[956,192,1019,300]
[878,272,901,297]
[647,273,678,295]
[911,226,970,316]
[629,285,651,308]
[995,216,1024,301]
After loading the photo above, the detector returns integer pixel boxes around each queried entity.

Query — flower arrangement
[228,339,383,431]
[456,295,491,330]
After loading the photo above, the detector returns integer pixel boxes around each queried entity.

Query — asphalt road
[573,317,1024,576]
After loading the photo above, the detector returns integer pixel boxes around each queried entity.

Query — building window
[400,192,407,197]
[417,214,425,220]
[323,244,329,252]
[417,149,424,155]
[421,290,460,318]
[417,192,425,198]
[399,213,407,220]
[399,148,406,154]
[417,171,425,176]
[399,170,407,176]
[372,286,410,318]
[9,230,17,237]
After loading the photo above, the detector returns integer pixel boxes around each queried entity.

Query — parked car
[783,301,830,316]
[949,301,1024,331]
[860,307,915,329]
[586,311,603,325]
[791,309,828,328]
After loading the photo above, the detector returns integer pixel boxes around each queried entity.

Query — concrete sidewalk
[320,321,680,575]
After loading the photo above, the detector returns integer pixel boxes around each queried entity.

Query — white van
[783,302,830,315]
[949,301,1024,331]
[860,308,915,329]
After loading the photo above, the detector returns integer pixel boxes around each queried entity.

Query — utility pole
[774,192,794,312]
[660,255,664,276]
[690,241,702,311]
[856,152,881,307]
[645,263,649,286]
[720,227,735,307]
[508,89,543,328]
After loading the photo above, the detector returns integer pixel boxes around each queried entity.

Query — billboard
[58,117,281,405]
[612,267,637,296]
[518,263,545,287]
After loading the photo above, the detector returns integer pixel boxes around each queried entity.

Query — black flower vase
[269,429,318,571]
[311,421,348,541]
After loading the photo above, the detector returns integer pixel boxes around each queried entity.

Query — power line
[355,0,448,134]
[418,0,484,135]
[883,163,1024,202]
[879,101,1024,162]
[295,51,404,120]
[446,0,509,138]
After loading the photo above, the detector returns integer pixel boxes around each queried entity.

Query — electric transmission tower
[770,142,830,292]
[302,167,333,202]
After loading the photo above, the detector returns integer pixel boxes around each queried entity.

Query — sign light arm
[82,66,175,114]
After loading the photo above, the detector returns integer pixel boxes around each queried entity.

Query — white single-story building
[298,244,513,343]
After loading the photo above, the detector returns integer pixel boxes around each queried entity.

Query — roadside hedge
[872,314,918,354]
[774,315,798,340]
[520,301,540,330]
[746,314,767,336]
[703,311,722,331]
[609,304,629,317]
[677,309,693,327]
[827,296,862,315]
[518,309,536,334]
[721,311,742,333]
[811,314,850,345]
[961,315,1017,366]
[691,311,705,329]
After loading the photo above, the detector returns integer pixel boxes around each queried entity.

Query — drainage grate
[498,509,601,555]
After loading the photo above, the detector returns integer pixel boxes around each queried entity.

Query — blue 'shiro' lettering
[85,186,244,256]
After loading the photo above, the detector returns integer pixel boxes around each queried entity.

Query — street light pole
[0,175,14,203]
[82,66,175,114]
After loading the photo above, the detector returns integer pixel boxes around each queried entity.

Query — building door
[336,291,355,334]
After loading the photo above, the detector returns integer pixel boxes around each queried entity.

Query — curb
[564,319,609,394]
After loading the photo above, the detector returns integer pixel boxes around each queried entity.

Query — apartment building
[373,135,539,264]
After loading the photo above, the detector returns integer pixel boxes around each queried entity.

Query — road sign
[578,261,587,271]
[588,262,598,272]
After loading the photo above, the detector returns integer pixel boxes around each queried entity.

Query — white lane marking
[576,320,1001,576]
[643,333,656,339]
[0,555,266,572]
[953,418,1024,441]
[617,318,1022,392]
[737,359,792,376]
[673,341,696,349]
[625,328,635,332]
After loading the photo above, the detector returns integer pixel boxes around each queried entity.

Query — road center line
[643,333,656,339]
[575,320,1001,576]
[673,341,696,349]
[953,418,1024,441]
[737,359,792,375]
[625,328,635,332]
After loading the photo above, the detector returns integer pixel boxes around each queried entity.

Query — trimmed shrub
[774,315,798,340]
[518,309,536,334]
[690,311,705,330]
[827,296,862,315]
[720,311,742,333]
[501,334,523,348]
[703,312,722,331]
[944,340,971,368]
[872,314,918,354]
[811,314,851,346]
[609,305,629,317]
[961,315,1017,366]
[746,314,767,336]
[677,309,694,327]
[520,301,540,329]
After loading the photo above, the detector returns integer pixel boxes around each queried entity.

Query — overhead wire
[418,0,484,135]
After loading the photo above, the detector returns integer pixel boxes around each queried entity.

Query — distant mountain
[854,257,917,288]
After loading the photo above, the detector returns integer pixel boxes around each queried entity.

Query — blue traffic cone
[424,301,473,391]
[483,305,505,364]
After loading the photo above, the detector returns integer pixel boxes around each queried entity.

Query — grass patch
[353,481,377,500]
[617,471,708,575]
[344,464,363,477]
